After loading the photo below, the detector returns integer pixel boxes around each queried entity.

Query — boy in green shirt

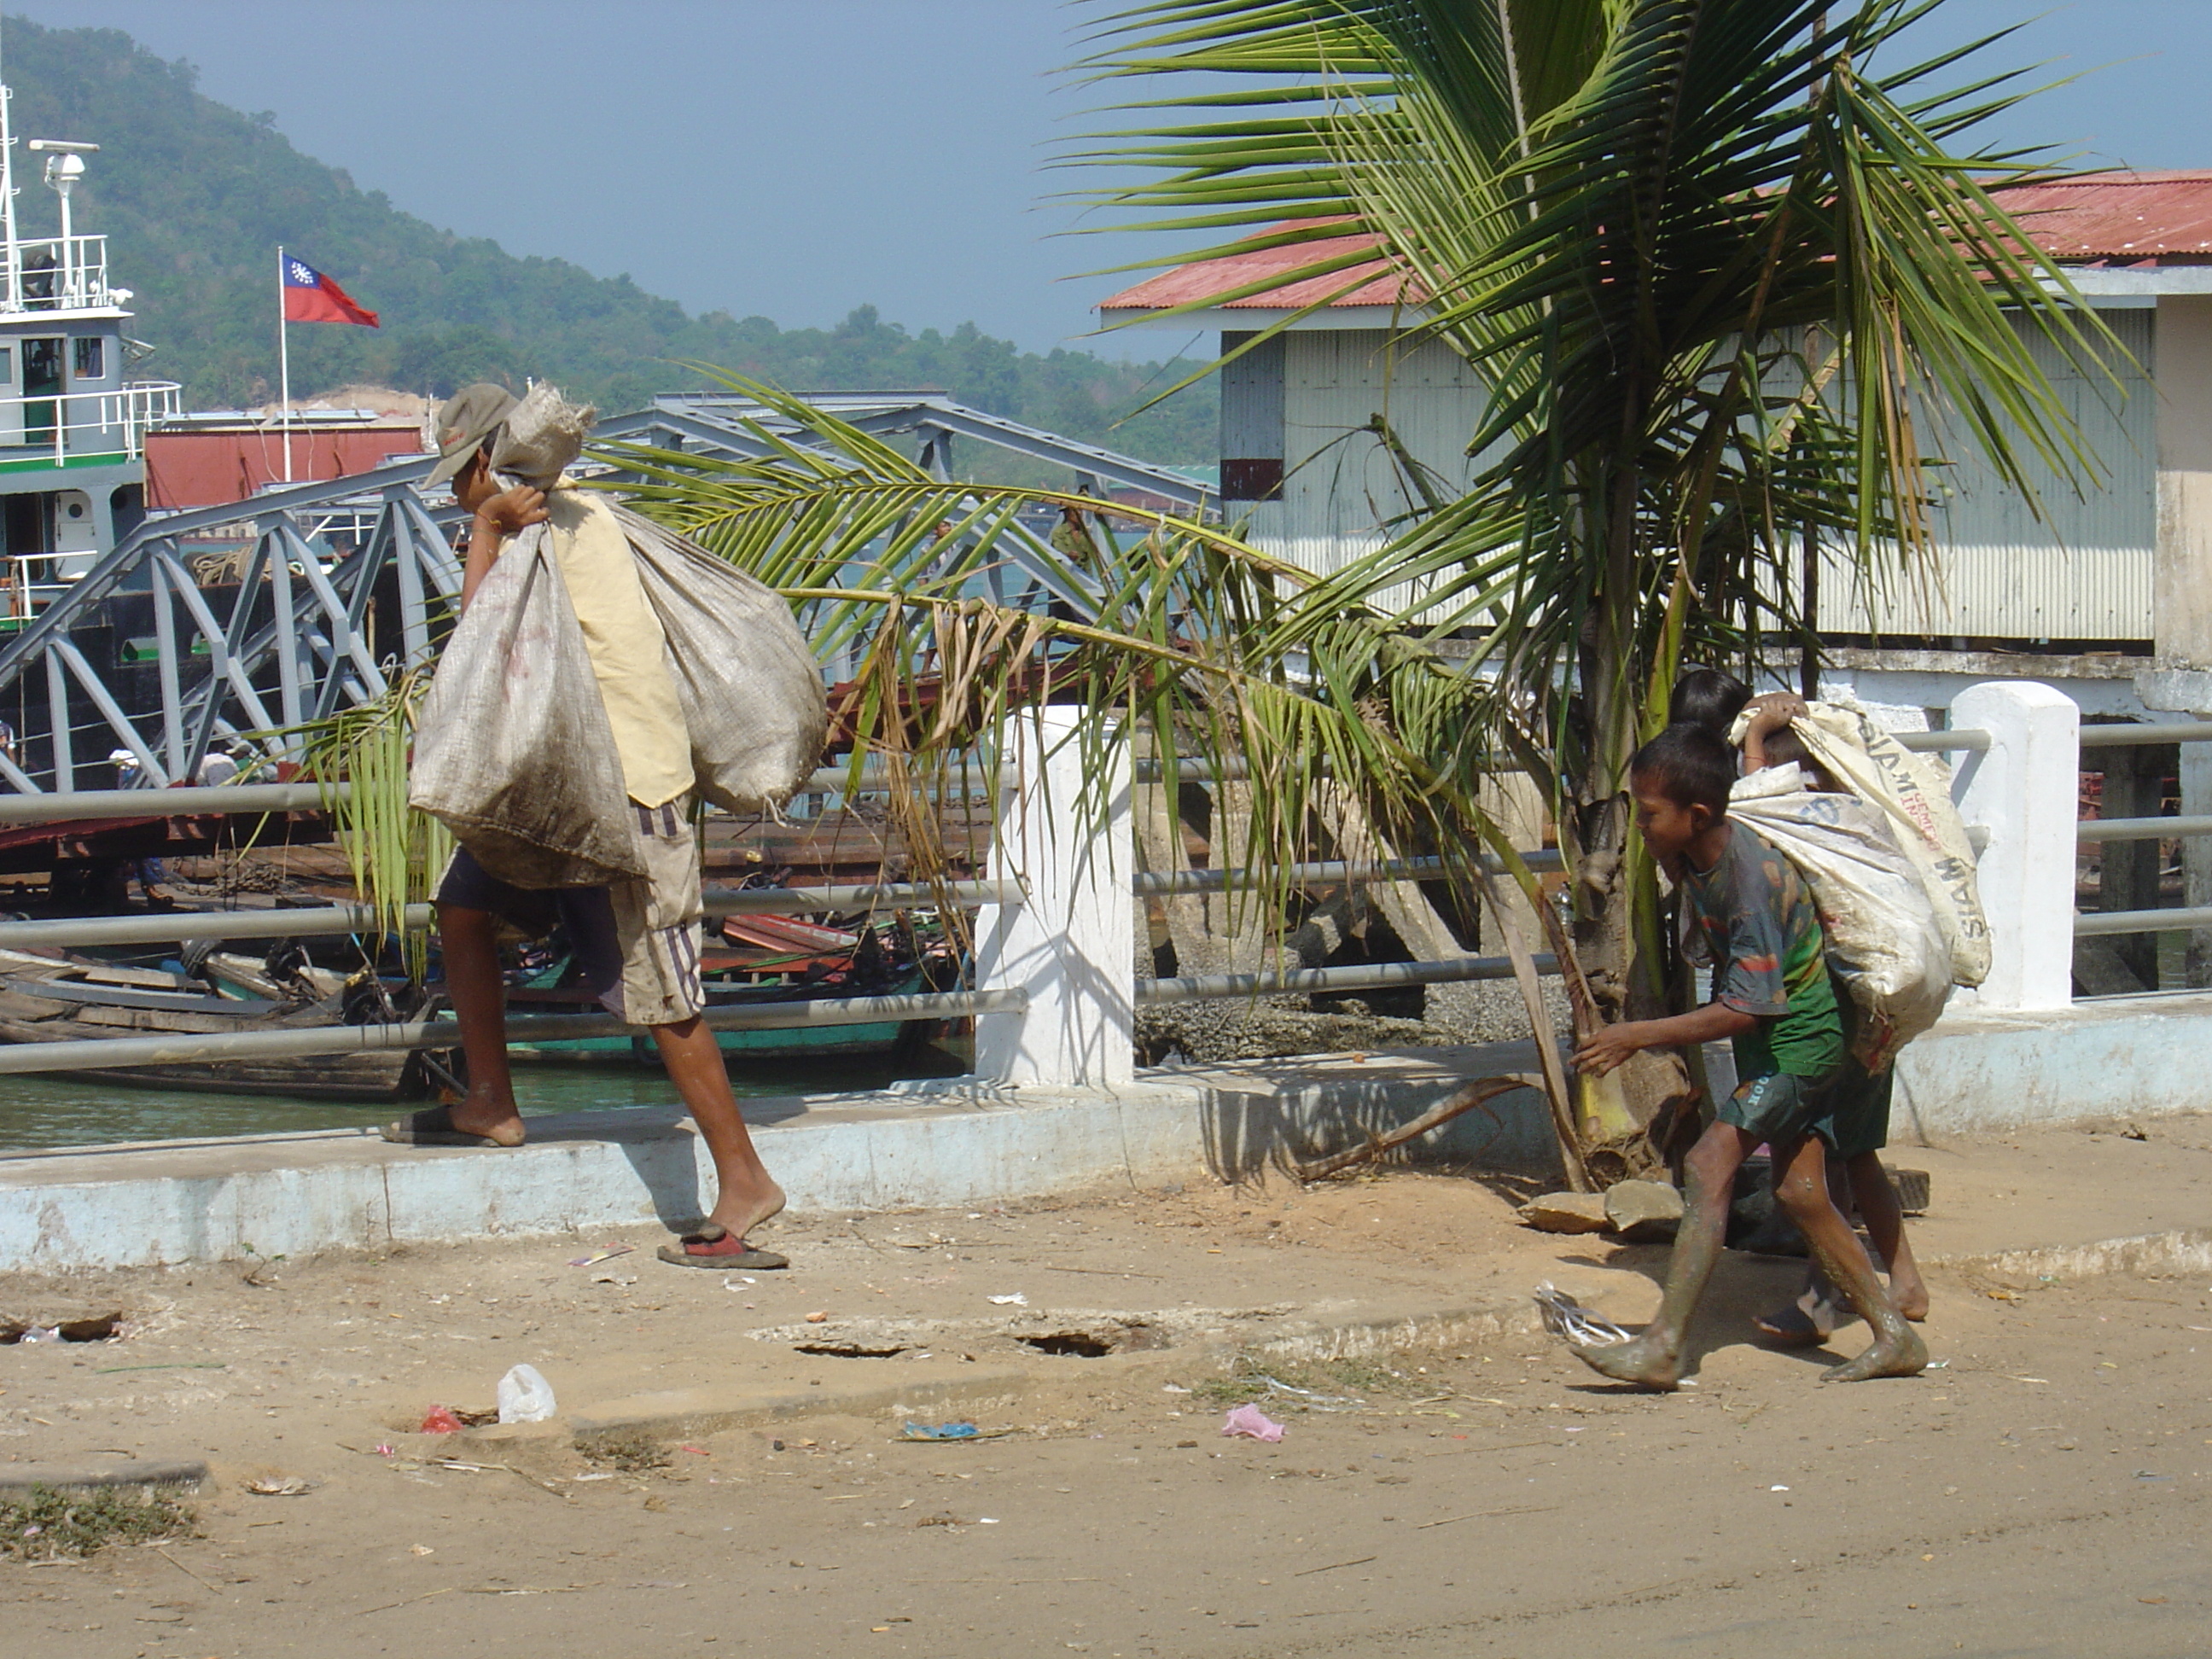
[1569,723,1924,1390]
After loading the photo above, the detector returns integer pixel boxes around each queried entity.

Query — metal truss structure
[0,457,457,793]
[0,394,1208,795]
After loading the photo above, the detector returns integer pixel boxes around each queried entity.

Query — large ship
[0,78,179,627]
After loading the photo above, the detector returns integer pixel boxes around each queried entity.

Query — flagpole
[276,245,293,482]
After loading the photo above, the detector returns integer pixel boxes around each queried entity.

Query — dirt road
[2,1118,2206,1658]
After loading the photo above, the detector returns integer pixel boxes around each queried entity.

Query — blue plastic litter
[901,1421,981,1441]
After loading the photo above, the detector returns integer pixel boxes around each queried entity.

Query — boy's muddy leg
[1574,1122,1758,1391]
[1757,1155,1860,1343]
[1845,1150,1927,1318]
[1758,1152,1930,1341]
[650,1016,785,1242]
[437,903,527,1146]
[1770,1133,1925,1382]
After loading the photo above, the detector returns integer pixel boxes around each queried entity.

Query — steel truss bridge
[0,393,1211,795]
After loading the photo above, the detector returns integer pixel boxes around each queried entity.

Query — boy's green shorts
[1823,1058,1894,1160]
[1717,1067,1839,1144]
[1720,1058,1891,1155]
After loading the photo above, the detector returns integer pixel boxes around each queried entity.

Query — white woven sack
[409,523,644,888]
[1728,765,1954,1071]
[619,504,827,817]
[1732,696,1990,987]
[490,381,595,487]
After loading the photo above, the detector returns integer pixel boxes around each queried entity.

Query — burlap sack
[620,504,828,816]
[408,523,644,888]
[1732,697,1991,987]
[1727,765,1954,1071]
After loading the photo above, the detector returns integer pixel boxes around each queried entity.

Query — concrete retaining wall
[3,995,2202,1274]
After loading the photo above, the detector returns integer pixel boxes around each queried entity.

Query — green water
[0,1045,972,1151]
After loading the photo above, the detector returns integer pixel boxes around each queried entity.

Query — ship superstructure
[0,75,180,621]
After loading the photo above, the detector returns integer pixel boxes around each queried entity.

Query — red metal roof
[1990,171,2212,262]
[1098,221,1407,314]
[1097,172,2212,313]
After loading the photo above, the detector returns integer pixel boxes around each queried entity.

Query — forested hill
[0,17,1214,467]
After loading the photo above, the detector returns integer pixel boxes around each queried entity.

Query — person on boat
[381,383,789,1272]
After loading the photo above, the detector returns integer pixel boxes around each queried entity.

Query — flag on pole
[281,256,379,326]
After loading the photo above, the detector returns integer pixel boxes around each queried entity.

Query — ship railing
[0,378,182,465]
[0,233,113,313]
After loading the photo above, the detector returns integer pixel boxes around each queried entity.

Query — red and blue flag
[282,256,379,327]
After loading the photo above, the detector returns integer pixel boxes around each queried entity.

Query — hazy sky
[3,1,2209,355]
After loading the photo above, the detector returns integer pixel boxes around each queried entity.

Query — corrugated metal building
[1103,173,2212,653]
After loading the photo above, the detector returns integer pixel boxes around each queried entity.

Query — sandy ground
[1,1116,2207,1658]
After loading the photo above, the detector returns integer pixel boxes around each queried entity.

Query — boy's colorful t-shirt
[1679,820,1842,1079]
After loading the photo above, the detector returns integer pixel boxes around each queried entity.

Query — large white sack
[409,523,645,888]
[619,504,827,818]
[1732,696,1990,987]
[1728,765,1954,1072]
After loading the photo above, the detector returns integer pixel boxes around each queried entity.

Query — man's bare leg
[436,902,526,1145]
[649,1016,785,1242]
[1769,1133,1925,1382]
[1573,1121,1759,1391]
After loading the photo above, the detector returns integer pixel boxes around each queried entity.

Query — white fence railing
[0,680,2198,1087]
[0,378,181,468]
[0,233,114,313]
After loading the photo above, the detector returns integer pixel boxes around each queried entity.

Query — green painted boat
[505,968,927,1066]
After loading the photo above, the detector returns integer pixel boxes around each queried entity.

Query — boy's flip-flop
[656,1225,789,1270]
[379,1105,521,1148]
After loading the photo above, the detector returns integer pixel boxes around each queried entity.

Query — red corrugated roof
[1097,172,2212,312]
[1992,171,2212,261]
[1098,221,1407,313]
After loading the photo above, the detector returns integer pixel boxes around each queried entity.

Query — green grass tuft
[0,1484,195,1562]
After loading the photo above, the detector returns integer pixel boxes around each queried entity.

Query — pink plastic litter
[1221,1404,1285,1442]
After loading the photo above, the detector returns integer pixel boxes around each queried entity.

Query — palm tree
[313,2,2116,1189]
[1061,0,2117,1170]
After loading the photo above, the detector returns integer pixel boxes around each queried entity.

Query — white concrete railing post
[973,707,1134,1089]
[1951,680,2079,1011]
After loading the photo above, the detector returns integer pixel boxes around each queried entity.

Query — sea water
[0,1046,970,1151]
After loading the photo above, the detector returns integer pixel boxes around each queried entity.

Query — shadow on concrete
[1188,1040,1568,1186]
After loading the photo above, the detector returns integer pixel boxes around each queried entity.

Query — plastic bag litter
[1726,765,1954,1071]
[497,1363,558,1424]
[1730,697,1989,987]
[1534,1282,1631,1348]
[420,1405,463,1435]
[1221,1404,1285,1441]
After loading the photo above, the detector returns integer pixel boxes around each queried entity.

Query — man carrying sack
[382,382,824,1272]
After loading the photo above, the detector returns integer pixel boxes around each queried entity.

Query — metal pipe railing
[1895,730,1990,753]
[0,763,997,819]
[1138,953,1557,1005]
[2077,720,2212,748]
[0,987,1026,1077]
[2073,905,2212,939]
[2077,814,2212,844]
[0,781,335,821]
[1134,851,1563,897]
[0,878,1028,953]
